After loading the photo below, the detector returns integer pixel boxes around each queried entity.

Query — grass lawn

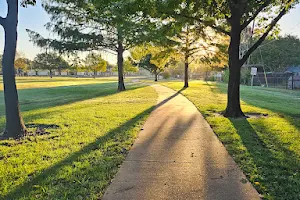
[162,81,300,200]
[0,77,157,200]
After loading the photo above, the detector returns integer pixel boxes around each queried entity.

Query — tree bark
[184,26,189,88]
[50,69,53,78]
[94,70,96,78]
[154,70,158,82]
[184,55,189,88]
[117,40,125,91]
[2,0,26,138]
[224,15,245,118]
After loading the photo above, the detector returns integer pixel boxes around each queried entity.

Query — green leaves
[32,53,69,71]
[20,0,36,7]
[251,35,300,72]
[130,44,175,74]
[28,0,159,54]
[84,53,107,73]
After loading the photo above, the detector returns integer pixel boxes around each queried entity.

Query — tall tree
[32,52,69,78]
[84,53,107,78]
[27,0,155,91]
[0,0,36,138]
[142,0,298,117]
[169,25,227,88]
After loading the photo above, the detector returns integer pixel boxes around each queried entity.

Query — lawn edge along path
[161,81,300,200]
[0,83,157,200]
[102,84,260,200]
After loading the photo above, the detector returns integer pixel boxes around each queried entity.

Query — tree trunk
[2,0,26,138]
[224,16,245,118]
[50,69,53,78]
[184,56,189,88]
[117,40,125,91]
[94,70,96,78]
[154,71,158,82]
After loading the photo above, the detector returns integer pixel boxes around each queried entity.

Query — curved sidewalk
[102,84,260,200]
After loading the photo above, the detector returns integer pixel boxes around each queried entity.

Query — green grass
[161,81,300,200]
[0,77,121,90]
[0,78,157,200]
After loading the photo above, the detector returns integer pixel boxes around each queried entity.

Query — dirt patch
[213,112,269,119]
[213,113,223,117]
[26,124,60,136]
[245,112,269,119]
[26,124,60,129]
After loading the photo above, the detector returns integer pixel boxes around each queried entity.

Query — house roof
[284,66,300,73]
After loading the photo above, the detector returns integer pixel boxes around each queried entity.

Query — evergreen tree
[27,0,155,91]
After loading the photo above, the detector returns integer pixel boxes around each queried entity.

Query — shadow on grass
[1,107,154,200]
[212,82,300,115]
[0,82,144,120]
[210,82,300,131]
[229,118,300,199]
[1,85,177,199]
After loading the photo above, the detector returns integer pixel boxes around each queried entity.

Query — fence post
[292,73,294,90]
[285,73,289,90]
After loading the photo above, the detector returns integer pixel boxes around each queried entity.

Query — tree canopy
[124,59,139,73]
[130,44,175,81]
[15,57,31,73]
[32,52,69,77]
[84,53,107,77]
[142,0,298,117]
[251,35,300,72]
[27,0,159,91]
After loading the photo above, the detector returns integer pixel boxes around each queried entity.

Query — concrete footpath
[102,85,260,200]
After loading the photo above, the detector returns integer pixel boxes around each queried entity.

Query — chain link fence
[252,72,300,90]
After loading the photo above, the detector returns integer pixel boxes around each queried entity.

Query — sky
[1,2,300,64]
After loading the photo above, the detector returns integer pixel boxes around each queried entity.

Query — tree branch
[184,15,231,35]
[240,7,288,65]
[164,11,231,36]
[241,0,272,30]
[0,16,5,27]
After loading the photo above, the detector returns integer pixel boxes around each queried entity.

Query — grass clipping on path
[0,79,157,200]
[162,81,300,200]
